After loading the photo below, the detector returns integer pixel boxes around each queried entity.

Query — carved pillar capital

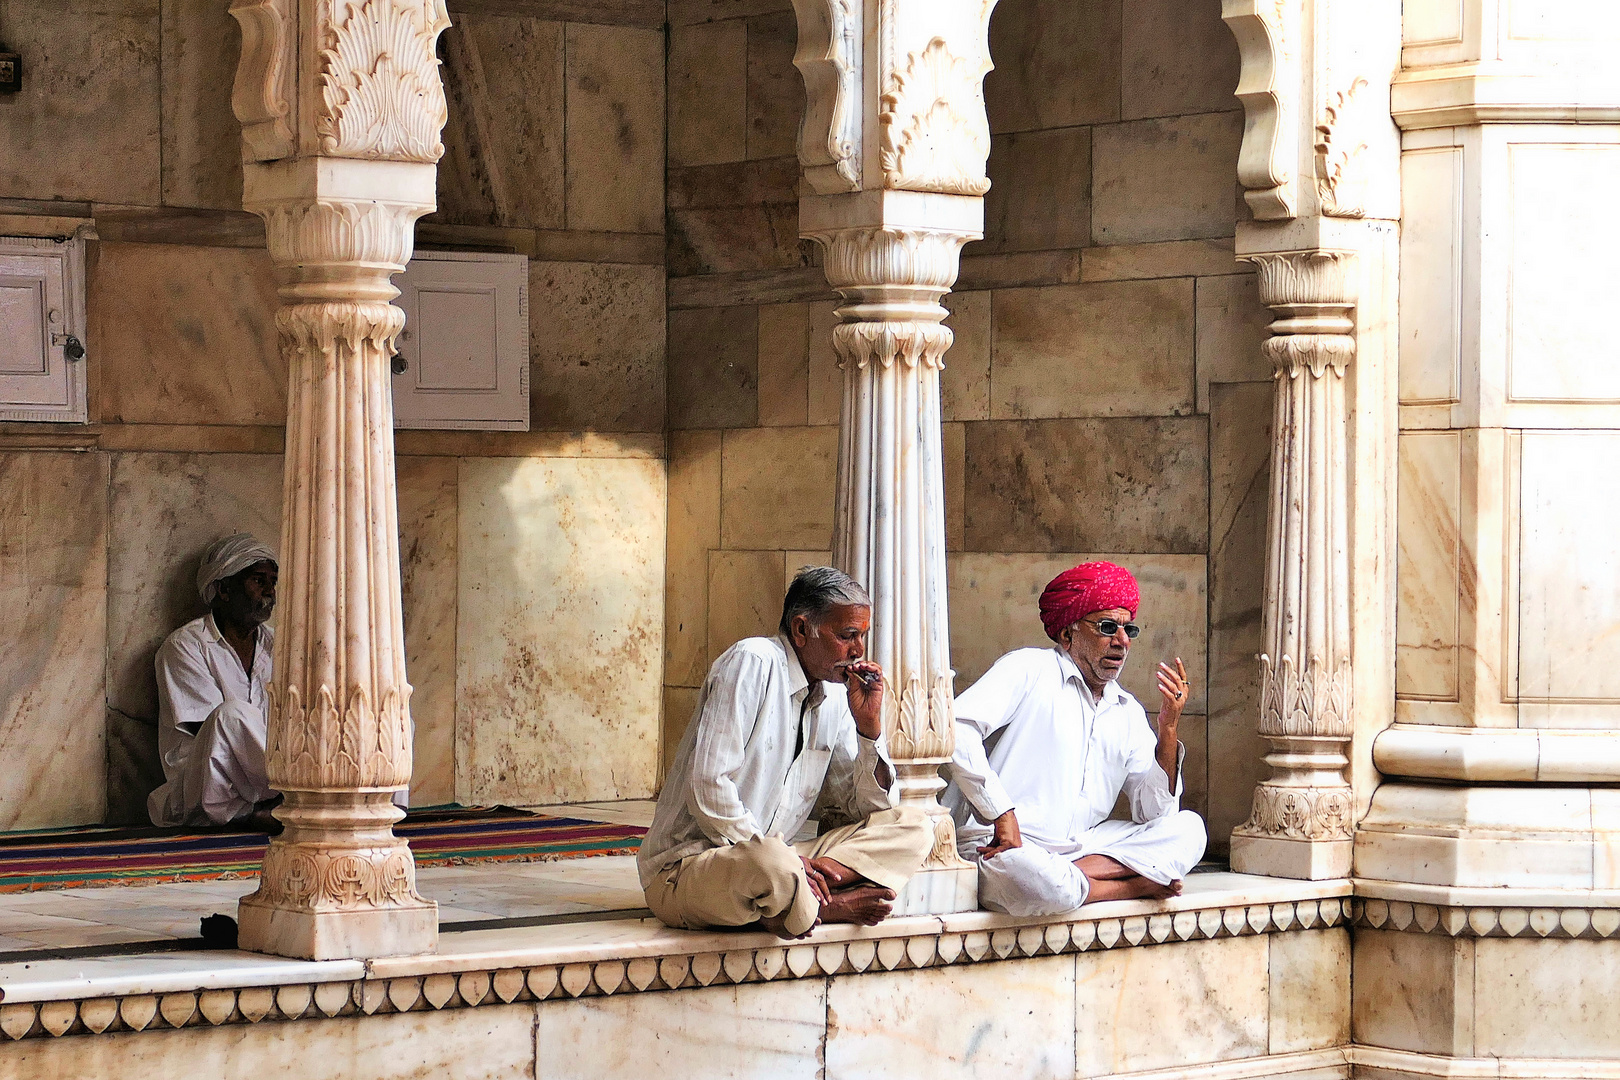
[231,0,448,961]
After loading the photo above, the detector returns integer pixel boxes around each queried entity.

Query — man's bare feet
[807,856,864,890]
[1084,875,1182,903]
[819,885,896,926]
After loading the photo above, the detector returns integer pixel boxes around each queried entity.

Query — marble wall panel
[963,417,1210,554]
[707,549,785,662]
[0,1,160,204]
[1195,273,1271,413]
[89,243,285,427]
[434,13,566,230]
[1092,113,1245,246]
[984,0,1120,133]
[668,306,760,429]
[1398,146,1463,405]
[756,302,812,426]
[982,127,1091,254]
[1269,928,1350,1053]
[947,552,1208,716]
[666,430,723,689]
[992,279,1195,419]
[1507,144,1620,402]
[720,426,838,551]
[1517,431,1620,707]
[104,453,284,724]
[105,706,166,826]
[537,978,826,1079]
[1351,928,1474,1055]
[1477,939,1620,1055]
[941,291,991,423]
[1396,432,1461,702]
[943,421,966,552]
[457,456,665,806]
[1207,383,1271,850]
[0,452,109,829]
[667,158,803,277]
[668,20,747,167]
[825,956,1077,1080]
[805,302,843,427]
[160,0,243,210]
[0,1003,538,1079]
[564,23,664,234]
[528,262,666,432]
[1074,934,1268,1077]
[398,457,459,807]
[1120,0,1241,120]
[745,12,801,161]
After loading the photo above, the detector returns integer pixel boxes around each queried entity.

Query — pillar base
[238,896,438,961]
[892,864,978,916]
[1229,833,1352,879]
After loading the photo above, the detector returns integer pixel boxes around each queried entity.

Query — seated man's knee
[733,836,804,894]
[891,805,935,861]
[977,846,1087,916]
[1173,809,1209,851]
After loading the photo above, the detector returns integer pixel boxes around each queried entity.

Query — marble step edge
[1373,724,1620,784]
[0,892,1353,1042]
[1349,1044,1620,1080]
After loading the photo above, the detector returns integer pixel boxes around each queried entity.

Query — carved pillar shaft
[810,223,977,914]
[231,0,451,959]
[1230,251,1357,880]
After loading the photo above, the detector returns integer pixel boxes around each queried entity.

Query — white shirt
[154,614,273,778]
[639,635,899,889]
[944,647,1182,853]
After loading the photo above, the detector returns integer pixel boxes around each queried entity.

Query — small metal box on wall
[0,235,88,423]
[390,250,529,431]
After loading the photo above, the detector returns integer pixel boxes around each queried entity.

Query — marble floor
[0,801,658,959]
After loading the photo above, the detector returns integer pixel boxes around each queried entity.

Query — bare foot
[820,885,896,926]
[1075,854,1136,881]
[807,857,865,890]
[1084,875,1181,903]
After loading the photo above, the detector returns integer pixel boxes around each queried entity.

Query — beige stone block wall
[662,0,1271,851]
[0,2,670,825]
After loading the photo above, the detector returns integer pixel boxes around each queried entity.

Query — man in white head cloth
[147,534,281,829]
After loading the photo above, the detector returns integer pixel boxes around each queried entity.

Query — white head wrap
[197,533,278,604]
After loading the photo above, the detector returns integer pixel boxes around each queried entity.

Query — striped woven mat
[0,806,646,893]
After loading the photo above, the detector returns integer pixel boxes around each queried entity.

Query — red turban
[1039,562,1140,641]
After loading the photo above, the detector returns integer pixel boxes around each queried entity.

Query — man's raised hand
[839,660,886,739]
[1156,657,1189,721]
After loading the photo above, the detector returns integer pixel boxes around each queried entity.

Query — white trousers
[973,811,1208,917]
[148,701,274,827]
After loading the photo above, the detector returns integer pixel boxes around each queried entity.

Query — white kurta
[639,634,899,890]
[147,615,275,826]
[945,646,1206,914]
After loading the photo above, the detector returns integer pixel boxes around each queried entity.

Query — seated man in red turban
[943,561,1207,914]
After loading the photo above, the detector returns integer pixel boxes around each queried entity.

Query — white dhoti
[972,810,1207,917]
[148,700,275,827]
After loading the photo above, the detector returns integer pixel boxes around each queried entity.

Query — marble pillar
[1228,252,1357,879]
[1223,0,1402,879]
[229,0,451,959]
[790,0,999,912]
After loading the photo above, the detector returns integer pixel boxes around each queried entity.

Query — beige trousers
[644,806,933,936]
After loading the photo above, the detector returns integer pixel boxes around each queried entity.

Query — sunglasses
[1081,618,1141,639]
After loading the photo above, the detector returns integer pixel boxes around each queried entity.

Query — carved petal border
[791,0,862,194]
[1222,0,1298,220]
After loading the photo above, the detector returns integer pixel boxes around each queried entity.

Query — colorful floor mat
[0,806,646,893]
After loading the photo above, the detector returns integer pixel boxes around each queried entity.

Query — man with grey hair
[640,566,933,938]
[147,534,281,829]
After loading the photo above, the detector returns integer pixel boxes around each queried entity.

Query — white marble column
[1222,0,1401,879]
[229,0,450,959]
[1229,251,1357,879]
[790,0,998,912]
[806,216,978,913]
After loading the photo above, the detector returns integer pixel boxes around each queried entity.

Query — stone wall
[0,1,668,826]
[662,0,1272,850]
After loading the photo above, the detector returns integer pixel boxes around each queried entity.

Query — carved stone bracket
[1223,0,1299,219]
[791,0,861,193]
[1230,251,1358,878]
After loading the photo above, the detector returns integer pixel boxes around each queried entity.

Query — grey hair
[779,566,871,635]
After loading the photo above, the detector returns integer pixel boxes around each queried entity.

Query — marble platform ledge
[1350,1045,1620,1080]
[0,874,1349,1042]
